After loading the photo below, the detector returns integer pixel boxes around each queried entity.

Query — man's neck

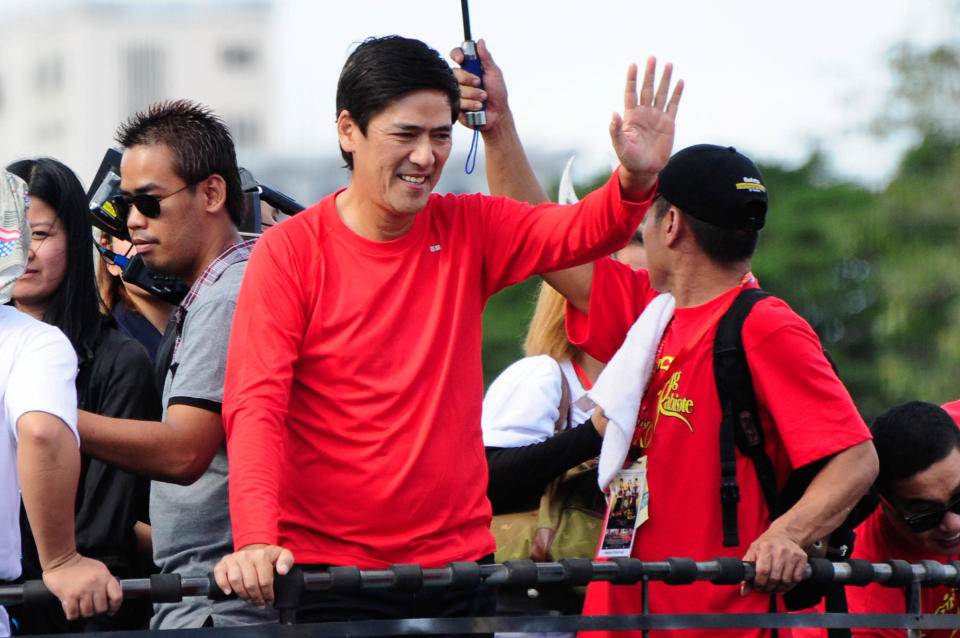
[127,285,174,333]
[334,188,417,242]
[667,258,752,309]
[183,227,242,288]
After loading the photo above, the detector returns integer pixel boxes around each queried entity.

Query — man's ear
[662,206,683,247]
[337,110,359,154]
[200,174,228,214]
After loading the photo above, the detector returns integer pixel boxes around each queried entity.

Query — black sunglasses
[110,180,202,221]
[880,491,960,533]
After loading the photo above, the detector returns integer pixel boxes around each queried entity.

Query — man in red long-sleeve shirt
[214,35,682,623]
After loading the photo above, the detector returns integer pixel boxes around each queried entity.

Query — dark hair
[6,158,108,357]
[871,401,960,496]
[653,196,759,264]
[115,99,245,226]
[96,234,132,314]
[336,35,460,169]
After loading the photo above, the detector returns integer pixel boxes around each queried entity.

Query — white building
[0,0,576,206]
[0,0,275,187]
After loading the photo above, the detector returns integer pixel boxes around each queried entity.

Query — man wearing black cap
[455,42,878,637]
[558,145,876,637]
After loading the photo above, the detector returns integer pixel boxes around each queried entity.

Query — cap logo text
[736,177,766,193]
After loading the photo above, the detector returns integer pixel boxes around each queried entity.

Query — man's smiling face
[341,89,453,219]
[884,446,960,556]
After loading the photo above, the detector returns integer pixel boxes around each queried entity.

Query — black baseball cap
[656,144,768,231]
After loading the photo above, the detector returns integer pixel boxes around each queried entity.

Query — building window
[35,120,65,142]
[231,116,262,147]
[221,44,257,69]
[124,46,166,116]
[33,55,64,95]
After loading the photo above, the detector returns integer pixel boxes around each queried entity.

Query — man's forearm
[768,440,878,547]
[225,411,285,550]
[79,410,171,477]
[18,412,81,569]
[78,409,221,485]
[483,111,549,205]
[482,107,595,310]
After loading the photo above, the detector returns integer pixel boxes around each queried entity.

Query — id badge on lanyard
[595,274,757,558]
[597,457,649,558]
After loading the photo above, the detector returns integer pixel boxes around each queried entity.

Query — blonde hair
[523,282,579,361]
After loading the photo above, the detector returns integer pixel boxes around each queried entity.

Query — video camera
[87,148,304,304]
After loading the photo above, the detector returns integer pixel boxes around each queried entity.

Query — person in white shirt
[0,171,121,636]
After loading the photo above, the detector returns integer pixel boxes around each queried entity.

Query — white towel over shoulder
[574,293,675,491]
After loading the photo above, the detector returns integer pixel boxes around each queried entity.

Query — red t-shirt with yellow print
[568,257,871,638]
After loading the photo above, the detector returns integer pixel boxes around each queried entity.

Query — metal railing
[3,557,958,636]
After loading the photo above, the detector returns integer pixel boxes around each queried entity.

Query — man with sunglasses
[75,100,274,629]
[837,401,960,636]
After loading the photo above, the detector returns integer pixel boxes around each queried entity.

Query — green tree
[751,154,884,416]
[481,276,539,386]
[481,36,960,412]
[480,168,624,386]
[873,43,960,140]
[860,137,960,413]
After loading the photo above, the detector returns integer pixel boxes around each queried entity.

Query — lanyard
[571,359,594,391]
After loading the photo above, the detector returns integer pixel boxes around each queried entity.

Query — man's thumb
[275,548,295,575]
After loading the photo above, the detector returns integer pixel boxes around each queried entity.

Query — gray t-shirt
[150,261,275,629]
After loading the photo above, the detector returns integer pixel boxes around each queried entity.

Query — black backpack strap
[715,289,858,632]
[714,287,776,547]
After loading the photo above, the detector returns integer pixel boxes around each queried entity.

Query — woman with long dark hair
[7,158,159,633]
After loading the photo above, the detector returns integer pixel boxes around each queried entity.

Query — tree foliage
[482,39,960,419]
[482,275,539,385]
[873,43,960,140]
[480,170,615,387]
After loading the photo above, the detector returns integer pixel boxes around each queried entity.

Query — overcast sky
[1,0,954,188]
[272,0,957,186]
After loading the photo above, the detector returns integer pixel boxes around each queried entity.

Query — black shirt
[485,420,603,514]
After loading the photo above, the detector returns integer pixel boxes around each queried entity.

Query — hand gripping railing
[3,557,960,635]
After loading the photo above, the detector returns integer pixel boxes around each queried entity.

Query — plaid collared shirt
[172,238,257,359]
